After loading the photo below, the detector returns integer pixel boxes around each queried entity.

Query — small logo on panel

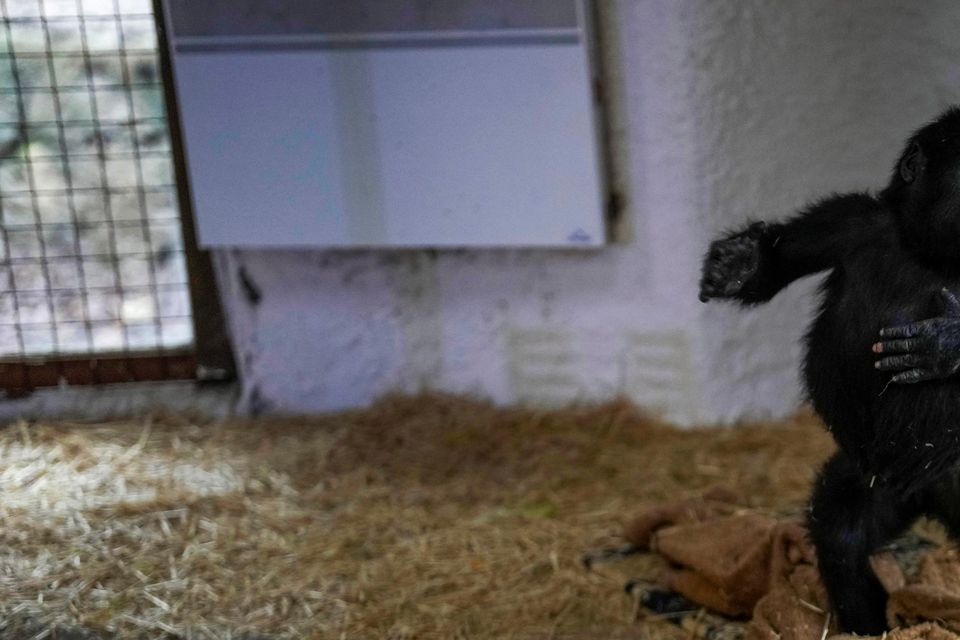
[568,228,592,244]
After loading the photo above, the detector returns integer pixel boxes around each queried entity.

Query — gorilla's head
[884,106,960,270]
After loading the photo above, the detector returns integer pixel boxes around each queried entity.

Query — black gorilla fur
[700,106,960,634]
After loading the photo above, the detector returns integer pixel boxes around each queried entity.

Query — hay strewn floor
[0,395,836,639]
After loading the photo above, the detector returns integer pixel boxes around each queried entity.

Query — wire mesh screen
[0,0,193,362]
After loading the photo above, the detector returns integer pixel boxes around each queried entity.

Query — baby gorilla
[700,106,960,635]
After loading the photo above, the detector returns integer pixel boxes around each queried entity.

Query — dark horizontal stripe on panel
[174,32,581,54]
[168,0,579,38]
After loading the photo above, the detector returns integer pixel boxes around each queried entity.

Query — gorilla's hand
[699,222,767,302]
[874,288,960,383]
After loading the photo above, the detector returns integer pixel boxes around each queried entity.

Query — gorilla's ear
[899,142,925,183]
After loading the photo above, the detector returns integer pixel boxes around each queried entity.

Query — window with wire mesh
[0,0,192,361]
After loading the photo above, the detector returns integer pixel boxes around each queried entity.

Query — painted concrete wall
[211,1,960,425]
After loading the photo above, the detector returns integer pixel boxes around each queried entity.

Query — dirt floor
[0,394,837,639]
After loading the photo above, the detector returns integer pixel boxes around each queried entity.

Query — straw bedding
[0,393,836,639]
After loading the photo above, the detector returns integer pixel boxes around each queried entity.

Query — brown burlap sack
[889,548,960,634]
[748,522,832,640]
[622,492,960,640]
[833,622,960,640]
[623,486,743,549]
[653,512,777,617]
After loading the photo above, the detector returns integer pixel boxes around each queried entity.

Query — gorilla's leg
[808,450,919,635]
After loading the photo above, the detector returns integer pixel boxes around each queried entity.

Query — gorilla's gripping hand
[874,289,960,384]
[699,222,770,303]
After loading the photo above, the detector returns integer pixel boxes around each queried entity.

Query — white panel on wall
[161,0,606,248]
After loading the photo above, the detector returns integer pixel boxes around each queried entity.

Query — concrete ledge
[0,382,241,424]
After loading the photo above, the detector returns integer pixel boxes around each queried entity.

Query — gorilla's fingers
[879,324,922,339]
[940,288,960,317]
[891,369,938,384]
[875,354,927,371]
[874,337,923,354]
[698,278,723,301]
[723,279,744,296]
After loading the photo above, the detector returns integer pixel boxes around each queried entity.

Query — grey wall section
[168,0,579,37]
[206,1,960,425]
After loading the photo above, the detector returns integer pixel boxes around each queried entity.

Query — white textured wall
[689,1,960,421]
[212,0,960,425]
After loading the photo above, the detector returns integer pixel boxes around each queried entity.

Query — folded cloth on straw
[622,490,960,640]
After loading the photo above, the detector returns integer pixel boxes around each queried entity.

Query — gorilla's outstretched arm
[699,192,885,304]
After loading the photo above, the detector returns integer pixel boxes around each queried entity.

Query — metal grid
[0,0,193,369]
